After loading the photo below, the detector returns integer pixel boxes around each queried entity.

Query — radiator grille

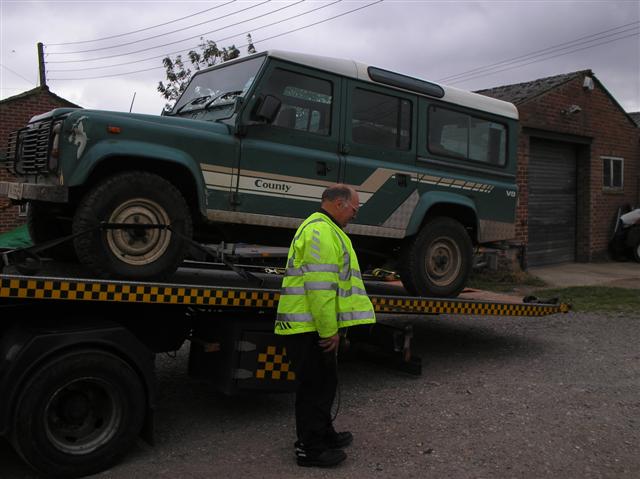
[4,120,53,175]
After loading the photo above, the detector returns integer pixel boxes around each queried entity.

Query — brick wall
[0,88,77,233]
[515,75,640,261]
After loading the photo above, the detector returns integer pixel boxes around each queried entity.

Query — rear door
[235,62,341,220]
[341,81,417,233]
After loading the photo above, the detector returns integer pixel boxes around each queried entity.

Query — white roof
[266,50,518,120]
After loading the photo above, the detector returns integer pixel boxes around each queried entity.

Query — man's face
[335,191,360,227]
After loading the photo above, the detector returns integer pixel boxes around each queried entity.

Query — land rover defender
[1,50,519,297]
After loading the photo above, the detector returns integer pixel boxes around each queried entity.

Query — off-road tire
[11,349,146,478]
[27,201,76,261]
[399,217,472,298]
[72,171,192,279]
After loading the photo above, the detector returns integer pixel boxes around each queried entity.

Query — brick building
[0,86,80,233]
[479,71,640,266]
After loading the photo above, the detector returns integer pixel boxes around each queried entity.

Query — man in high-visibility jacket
[276,184,376,467]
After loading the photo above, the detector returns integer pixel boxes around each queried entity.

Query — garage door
[528,138,577,266]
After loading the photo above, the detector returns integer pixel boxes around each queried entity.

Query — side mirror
[255,95,282,123]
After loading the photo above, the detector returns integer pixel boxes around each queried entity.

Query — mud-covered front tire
[72,171,192,279]
[11,349,146,478]
[399,217,473,297]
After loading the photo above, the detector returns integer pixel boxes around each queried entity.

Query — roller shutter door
[528,138,577,266]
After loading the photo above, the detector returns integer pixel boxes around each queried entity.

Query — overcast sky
[1,0,639,115]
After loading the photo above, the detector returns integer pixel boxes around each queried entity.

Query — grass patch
[468,269,547,292]
[533,286,640,313]
[469,269,639,313]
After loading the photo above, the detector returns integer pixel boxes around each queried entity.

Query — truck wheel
[27,201,76,261]
[399,217,472,297]
[73,171,192,279]
[633,238,640,263]
[11,349,146,478]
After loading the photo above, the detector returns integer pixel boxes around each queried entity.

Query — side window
[428,106,507,166]
[260,69,332,135]
[351,89,412,150]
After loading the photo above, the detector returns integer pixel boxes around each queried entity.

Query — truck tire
[11,349,146,478]
[27,201,76,261]
[399,217,472,297]
[73,171,192,279]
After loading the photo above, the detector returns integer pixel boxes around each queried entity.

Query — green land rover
[0,50,518,297]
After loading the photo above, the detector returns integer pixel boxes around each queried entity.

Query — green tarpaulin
[0,225,32,249]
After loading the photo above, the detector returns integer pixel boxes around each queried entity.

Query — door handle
[316,161,331,176]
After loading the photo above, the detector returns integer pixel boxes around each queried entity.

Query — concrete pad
[528,262,640,289]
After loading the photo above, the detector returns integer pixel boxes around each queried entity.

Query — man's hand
[318,333,340,353]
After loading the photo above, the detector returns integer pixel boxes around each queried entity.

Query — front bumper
[0,181,68,203]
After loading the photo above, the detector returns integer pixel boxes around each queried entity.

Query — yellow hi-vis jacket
[275,211,376,338]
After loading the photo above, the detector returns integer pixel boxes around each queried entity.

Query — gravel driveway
[2,310,638,478]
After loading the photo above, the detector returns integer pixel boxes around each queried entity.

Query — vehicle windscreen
[172,56,265,114]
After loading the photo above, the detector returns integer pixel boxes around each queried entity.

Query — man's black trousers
[286,332,338,450]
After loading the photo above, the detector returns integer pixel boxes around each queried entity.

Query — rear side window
[428,105,506,166]
[351,88,412,150]
[260,69,333,135]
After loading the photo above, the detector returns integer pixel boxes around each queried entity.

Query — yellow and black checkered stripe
[256,345,296,381]
[0,276,568,316]
[0,277,278,309]
[371,296,569,316]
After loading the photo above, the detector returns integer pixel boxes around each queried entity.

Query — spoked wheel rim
[106,198,172,266]
[425,236,462,287]
[44,377,123,455]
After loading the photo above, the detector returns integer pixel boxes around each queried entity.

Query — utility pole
[37,42,47,88]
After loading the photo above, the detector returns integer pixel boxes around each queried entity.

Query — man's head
[321,184,360,228]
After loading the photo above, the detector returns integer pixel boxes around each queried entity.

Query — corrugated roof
[628,111,640,127]
[475,70,591,105]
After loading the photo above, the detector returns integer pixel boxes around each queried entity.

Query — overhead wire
[0,63,35,85]
[49,0,385,81]
[46,0,272,59]
[46,0,271,55]
[438,21,640,84]
[445,29,639,86]
[45,1,237,47]
[48,0,339,73]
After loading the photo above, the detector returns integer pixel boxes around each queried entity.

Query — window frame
[259,67,334,137]
[350,86,413,151]
[426,104,508,168]
[602,156,624,191]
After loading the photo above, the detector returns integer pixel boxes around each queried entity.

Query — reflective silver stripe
[311,243,320,252]
[280,287,306,295]
[311,252,321,261]
[352,270,362,279]
[313,229,320,235]
[338,286,368,297]
[286,264,340,276]
[305,281,338,291]
[277,312,314,322]
[312,236,321,244]
[338,311,375,321]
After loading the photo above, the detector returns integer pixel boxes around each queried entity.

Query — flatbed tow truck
[0,251,569,478]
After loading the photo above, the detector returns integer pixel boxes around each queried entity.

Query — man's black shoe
[326,431,353,449]
[296,448,346,467]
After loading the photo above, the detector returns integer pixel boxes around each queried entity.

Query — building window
[18,203,28,217]
[602,157,623,190]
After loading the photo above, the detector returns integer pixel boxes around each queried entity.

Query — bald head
[320,184,359,227]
